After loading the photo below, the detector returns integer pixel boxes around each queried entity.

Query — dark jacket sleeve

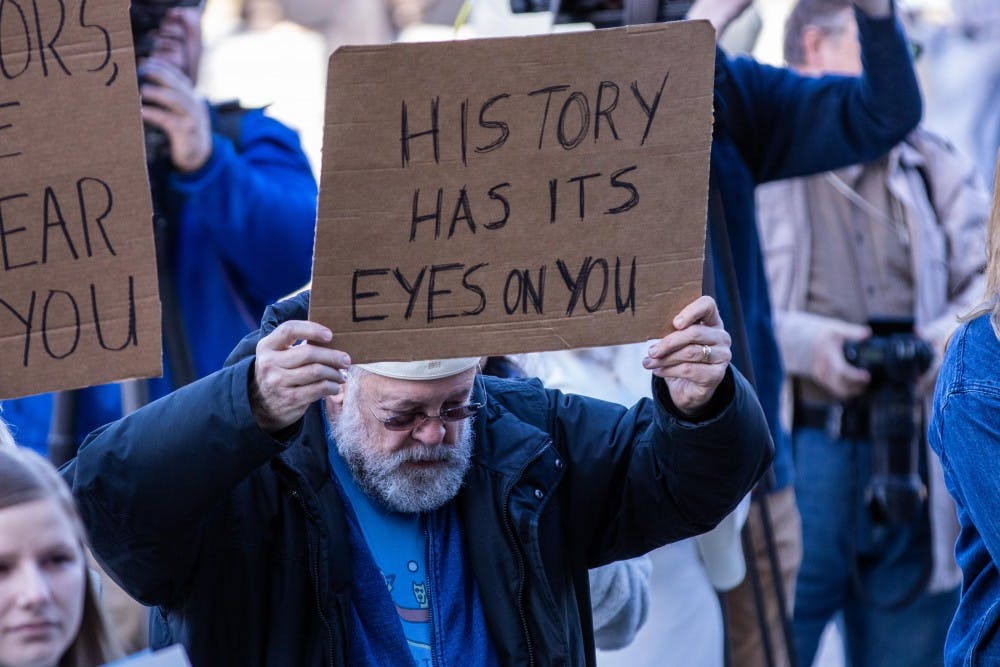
[168,109,318,305]
[67,357,288,606]
[723,7,922,184]
[546,367,773,567]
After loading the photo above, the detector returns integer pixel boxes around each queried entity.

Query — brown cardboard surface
[310,22,714,362]
[0,0,161,399]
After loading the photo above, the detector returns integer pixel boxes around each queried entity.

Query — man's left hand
[140,58,212,173]
[643,296,732,416]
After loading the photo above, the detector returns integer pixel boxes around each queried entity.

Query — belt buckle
[825,404,844,441]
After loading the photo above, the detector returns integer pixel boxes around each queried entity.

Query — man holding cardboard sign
[68,288,772,666]
[59,21,774,666]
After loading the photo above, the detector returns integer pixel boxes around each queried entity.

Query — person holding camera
[0,0,318,460]
[755,0,990,663]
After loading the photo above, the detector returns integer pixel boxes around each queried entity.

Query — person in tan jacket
[755,0,990,664]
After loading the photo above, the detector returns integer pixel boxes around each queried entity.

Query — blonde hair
[0,447,122,667]
[962,153,1000,338]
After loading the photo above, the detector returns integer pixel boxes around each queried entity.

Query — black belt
[794,401,869,440]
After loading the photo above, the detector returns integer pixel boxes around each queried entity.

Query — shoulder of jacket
[905,127,958,157]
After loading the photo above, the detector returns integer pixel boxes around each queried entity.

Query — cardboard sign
[0,0,161,399]
[310,22,714,362]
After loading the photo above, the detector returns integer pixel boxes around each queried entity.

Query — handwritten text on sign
[310,23,715,362]
[0,0,161,399]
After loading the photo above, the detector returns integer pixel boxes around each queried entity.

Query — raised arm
[168,110,318,304]
[723,1,921,183]
[69,320,350,605]
[535,297,773,566]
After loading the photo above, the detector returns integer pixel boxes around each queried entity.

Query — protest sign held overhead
[310,21,715,362]
[0,0,161,399]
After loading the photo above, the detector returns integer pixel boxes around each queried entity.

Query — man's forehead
[362,369,477,406]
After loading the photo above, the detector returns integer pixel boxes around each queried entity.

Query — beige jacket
[756,128,990,592]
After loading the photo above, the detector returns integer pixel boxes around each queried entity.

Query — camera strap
[156,101,252,390]
[847,433,934,611]
[707,186,798,667]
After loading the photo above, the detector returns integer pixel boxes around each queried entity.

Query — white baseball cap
[355,358,480,380]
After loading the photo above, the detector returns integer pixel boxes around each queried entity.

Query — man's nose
[411,416,447,445]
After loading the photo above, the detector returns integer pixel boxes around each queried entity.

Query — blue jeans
[792,426,958,666]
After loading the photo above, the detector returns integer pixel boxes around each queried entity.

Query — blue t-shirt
[328,448,433,666]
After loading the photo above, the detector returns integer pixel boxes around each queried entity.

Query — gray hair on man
[784,0,852,66]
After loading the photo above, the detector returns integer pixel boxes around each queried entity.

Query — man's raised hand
[250,321,351,433]
[643,296,732,416]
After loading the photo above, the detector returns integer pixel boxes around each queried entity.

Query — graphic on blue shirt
[328,448,433,665]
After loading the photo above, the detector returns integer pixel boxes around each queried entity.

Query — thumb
[830,320,871,343]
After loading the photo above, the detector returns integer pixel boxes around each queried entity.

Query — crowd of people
[1,0,998,666]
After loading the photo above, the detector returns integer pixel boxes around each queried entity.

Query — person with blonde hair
[0,443,121,667]
[929,158,1000,665]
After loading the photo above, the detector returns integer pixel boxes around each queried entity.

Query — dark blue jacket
[710,7,921,489]
[68,291,773,667]
[5,106,317,453]
[929,313,1000,665]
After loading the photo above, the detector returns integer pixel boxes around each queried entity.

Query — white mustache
[391,445,455,465]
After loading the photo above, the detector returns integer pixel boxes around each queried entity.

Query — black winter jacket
[69,292,772,667]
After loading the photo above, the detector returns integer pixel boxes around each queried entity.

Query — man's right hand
[810,319,871,400]
[250,321,351,433]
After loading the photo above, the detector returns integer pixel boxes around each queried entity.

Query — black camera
[130,0,202,163]
[510,0,694,28]
[131,0,202,59]
[843,317,933,525]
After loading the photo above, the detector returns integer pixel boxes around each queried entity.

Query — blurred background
[197,0,1000,191]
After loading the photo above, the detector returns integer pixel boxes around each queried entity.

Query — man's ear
[799,25,827,73]
[325,390,345,416]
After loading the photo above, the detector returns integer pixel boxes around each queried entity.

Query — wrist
[173,143,212,174]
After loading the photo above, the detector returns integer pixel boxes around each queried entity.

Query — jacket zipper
[290,489,338,667]
[502,447,546,667]
[423,518,440,667]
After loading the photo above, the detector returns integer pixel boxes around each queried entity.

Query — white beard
[331,396,473,514]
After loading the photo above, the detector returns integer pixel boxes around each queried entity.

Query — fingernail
[648,344,658,356]
[322,329,333,342]
[642,357,653,368]
[674,316,684,328]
